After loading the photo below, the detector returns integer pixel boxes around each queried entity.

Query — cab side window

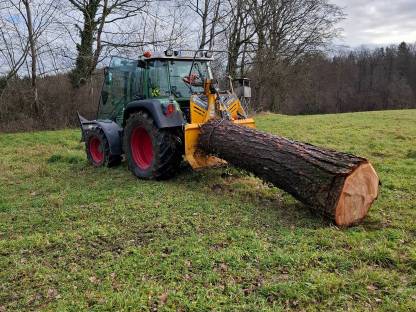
[148,60,169,97]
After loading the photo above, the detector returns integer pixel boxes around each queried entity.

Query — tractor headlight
[205,51,213,58]
[165,49,174,57]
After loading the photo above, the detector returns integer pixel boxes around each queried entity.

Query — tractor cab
[98,50,214,124]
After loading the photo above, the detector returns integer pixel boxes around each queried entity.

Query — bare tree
[0,18,30,81]
[68,0,150,86]
[0,0,59,115]
[246,0,344,111]
[21,0,39,113]
[178,0,228,50]
[225,0,255,77]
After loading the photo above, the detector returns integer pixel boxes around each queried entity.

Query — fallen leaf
[47,288,59,299]
[89,276,99,284]
[159,292,168,306]
[280,273,289,280]
[184,274,192,281]
[219,263,228,272]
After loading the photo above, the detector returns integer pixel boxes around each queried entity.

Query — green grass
[1,110,415,311]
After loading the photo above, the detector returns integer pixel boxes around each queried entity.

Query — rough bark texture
[199,120,379,226]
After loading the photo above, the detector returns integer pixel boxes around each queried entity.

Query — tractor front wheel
[124,112,182,179]
[85,128,121,167]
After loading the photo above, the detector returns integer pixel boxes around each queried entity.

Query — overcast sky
[333,0,416,47]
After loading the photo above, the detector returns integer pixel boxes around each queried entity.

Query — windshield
[147,59,211,99]
[168,60,210,98]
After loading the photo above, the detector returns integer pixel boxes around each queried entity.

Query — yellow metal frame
[184,79,256,170]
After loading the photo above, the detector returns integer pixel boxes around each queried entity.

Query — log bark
[199,120,379,226]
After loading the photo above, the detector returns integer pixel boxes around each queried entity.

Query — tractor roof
[139,50,214,61]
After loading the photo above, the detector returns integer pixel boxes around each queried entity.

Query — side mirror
[138,60,146,68]
[241,85,251,98]
[104,67,112,85]
[234,78,251,98]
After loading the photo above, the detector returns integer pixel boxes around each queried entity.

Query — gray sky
[333,0,416,47]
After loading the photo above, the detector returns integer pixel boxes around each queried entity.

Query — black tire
[85,127,121,167]
[123,112,182,180]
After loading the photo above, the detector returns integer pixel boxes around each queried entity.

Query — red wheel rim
[89,136,104,164]
[130,127,154,170]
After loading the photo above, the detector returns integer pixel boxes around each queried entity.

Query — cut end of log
[335,163,379,226]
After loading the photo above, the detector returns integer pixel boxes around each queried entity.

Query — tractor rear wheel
[85,128,121,167]
[124,112,182,179]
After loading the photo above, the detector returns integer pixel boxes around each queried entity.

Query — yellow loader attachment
[184,123,226,169]
[184,82,255,170]
[185,119,255,169]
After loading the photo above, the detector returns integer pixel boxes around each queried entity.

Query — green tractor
[79,50,254,179]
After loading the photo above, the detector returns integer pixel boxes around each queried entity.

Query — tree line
[252,42,416,114]
[0,0,414,131]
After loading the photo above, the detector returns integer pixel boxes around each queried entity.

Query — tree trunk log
[199,120,379,226]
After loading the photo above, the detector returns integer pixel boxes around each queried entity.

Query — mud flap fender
[77,112,123,155]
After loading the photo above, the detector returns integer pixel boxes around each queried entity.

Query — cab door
[98,57,143,124]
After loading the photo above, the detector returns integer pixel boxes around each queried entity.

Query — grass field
[1,110,415,311]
